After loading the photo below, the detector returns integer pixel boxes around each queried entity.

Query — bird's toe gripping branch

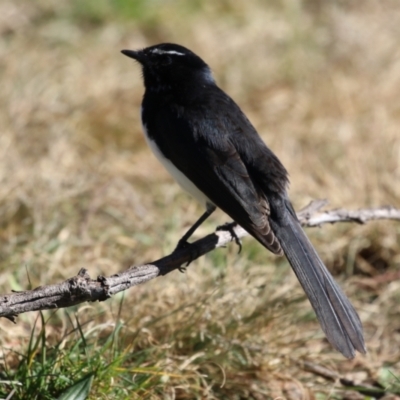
[173,239,200,270]
[216,222,242,254]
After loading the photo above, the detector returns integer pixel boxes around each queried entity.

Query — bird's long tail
[268,201,366,358]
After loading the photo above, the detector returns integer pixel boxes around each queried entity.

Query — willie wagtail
[121,43,366,358]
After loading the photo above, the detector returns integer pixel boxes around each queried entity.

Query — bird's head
[121,43,214,92]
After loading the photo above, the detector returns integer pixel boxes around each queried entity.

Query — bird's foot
[178,264,187,273]
[175,238,188,252]
[174,239,199,269]
[217,222,242,254]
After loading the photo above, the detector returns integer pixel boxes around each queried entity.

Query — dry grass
[0,0,399,398]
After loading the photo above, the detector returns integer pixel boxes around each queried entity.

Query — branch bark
[1,200,399,321]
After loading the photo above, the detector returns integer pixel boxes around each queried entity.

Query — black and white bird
[121,43,366,358]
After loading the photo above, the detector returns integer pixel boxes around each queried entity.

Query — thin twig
[1,200,399,321]
[297,200,400,226]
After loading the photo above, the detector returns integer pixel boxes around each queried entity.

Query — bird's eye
[160,56,172,66]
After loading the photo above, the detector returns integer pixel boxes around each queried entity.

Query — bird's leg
[175,204,216,269]
[175,204,216,249]
[216,222,242,254]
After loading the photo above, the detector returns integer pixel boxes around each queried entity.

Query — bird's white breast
[142,123,212,208]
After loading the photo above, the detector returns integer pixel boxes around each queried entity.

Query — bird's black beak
[121,49,146,64]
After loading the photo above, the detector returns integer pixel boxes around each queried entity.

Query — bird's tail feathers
[269,206,365,358]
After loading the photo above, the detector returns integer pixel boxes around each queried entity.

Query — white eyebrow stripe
[151,49,185,56]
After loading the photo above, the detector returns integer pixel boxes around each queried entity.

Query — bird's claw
[217,222,242,254]
[178,265,187,273]
[174,239,199,268]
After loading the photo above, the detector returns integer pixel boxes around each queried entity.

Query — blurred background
[0,0,399,398]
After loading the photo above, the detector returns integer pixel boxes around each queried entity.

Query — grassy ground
[0,0,400,398]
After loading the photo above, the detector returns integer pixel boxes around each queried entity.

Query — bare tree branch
[297,199,400,226]
[1,200,399,322]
